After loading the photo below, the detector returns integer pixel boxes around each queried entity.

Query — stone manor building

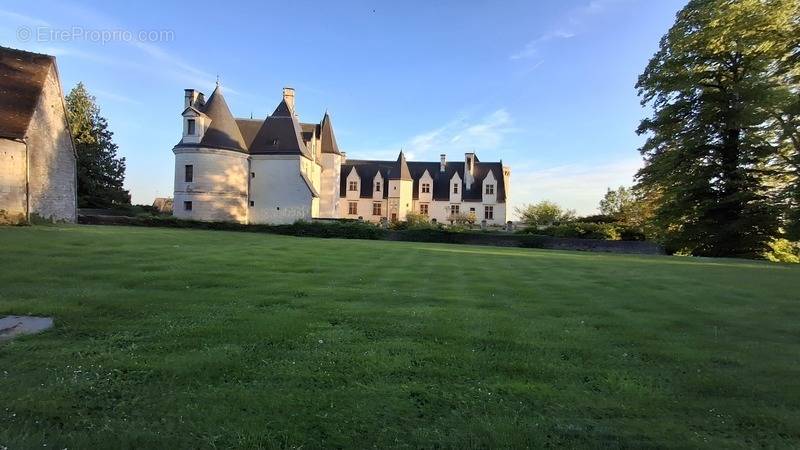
[0,46,77,224]
[172,86,509,225]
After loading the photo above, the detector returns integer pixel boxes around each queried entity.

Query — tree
[599,186,636,219]
[515,201,576,227]
[598,186,657,230]
[66,83,130,208]
[635,0,799,258]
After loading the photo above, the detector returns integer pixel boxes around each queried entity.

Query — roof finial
[216,75,220,87]
[250,111,253,119]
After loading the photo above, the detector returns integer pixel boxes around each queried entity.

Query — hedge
[77,214,663,255]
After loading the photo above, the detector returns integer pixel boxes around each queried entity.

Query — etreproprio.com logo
[17,26,174,44]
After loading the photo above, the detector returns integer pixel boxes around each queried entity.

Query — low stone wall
[77,214,664,255]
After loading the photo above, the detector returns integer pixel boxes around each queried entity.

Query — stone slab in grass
[0,315,54,341]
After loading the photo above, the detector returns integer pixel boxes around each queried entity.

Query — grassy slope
[0,225,798,449]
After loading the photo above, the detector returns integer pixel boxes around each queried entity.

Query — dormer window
[375,181,381,192]
[349,181,358,191]
[453,183,459,194]
[187,119,196,135]
[485,184,494,195]
[271,138,279,146]
[421,183,430,193]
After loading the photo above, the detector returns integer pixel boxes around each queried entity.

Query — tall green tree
[66,83,130,208]
[635,0,799,257]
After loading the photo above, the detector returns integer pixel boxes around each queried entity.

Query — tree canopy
[515,201,576,227]
[635,0,800,257]
[66,83,130,208]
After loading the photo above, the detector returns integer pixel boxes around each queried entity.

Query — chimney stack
[283,87,296,114]
[184,89,204,109]
[465,152,476,188]
[440,154,447,172]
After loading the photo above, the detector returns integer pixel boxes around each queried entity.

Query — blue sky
[1,0,685,215]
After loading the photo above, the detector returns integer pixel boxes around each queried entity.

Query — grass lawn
[1,225,798,449]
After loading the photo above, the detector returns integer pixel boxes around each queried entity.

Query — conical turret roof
[199,85,247,152]
[391,150,412,180]
[320,112,341,155]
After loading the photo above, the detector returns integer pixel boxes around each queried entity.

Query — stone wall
[0,64,76,224]
[26,64,77,222]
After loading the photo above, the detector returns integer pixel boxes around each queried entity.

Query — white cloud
[510,30,575,60]
[347,109,516,163]
[509,157,643,217]
[405,109,515,160]
[510,0,628,61]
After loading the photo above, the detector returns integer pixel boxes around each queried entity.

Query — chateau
[172,86,510,225]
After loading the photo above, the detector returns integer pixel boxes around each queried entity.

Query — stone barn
[0,46,77,224]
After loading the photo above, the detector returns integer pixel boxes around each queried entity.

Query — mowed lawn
[0,226,799,449]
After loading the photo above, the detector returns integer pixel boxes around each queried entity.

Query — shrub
[618,226,647,241]
[765,239,800,263]
[545,222,620,240]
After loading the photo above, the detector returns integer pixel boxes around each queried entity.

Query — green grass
[0,225,798,449]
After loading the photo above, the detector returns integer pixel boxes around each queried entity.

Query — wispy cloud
[509,0,627,61]
[509,30,575,60]
[91,88,142,106]
[406,109,515,159]
[2,3,229,92]
[509,157,642,216]
[348,109,516,162]
[0,8,49,27]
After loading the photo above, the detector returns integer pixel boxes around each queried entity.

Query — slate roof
[391,151,412,180]
[0,46,55,139]
[340,156,506,202]
[319,112,341,155]
[247,100,313,158]
[175,91,338,161]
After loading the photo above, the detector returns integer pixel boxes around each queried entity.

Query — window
[421,183,430,193]
[271,138,279,146]
[348,202,358,215]
[375,181,381,192]
[187,119,196,135]
[450,204,460,215]
[251,172,256,178]
[420,204,429,216]
[485,205,494,220]
[348,181,358,191]
[183,201,192,211]
[184,165,193,182]
[373,202,382,216]
[485,184,494,195]
[249,201,254,207]
[453,183,459,194]
[470,207,475,213]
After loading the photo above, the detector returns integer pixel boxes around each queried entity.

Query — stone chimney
[184,89,204,109]
[464,152,476,188]
[283,87,296,114]
[440,154,447,172]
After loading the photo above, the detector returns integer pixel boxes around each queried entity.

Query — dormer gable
[181,107,209,144]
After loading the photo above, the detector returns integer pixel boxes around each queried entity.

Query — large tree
[635,0,799,257]
[66,83,130,208]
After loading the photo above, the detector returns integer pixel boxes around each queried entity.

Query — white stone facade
[172,87,510,226]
